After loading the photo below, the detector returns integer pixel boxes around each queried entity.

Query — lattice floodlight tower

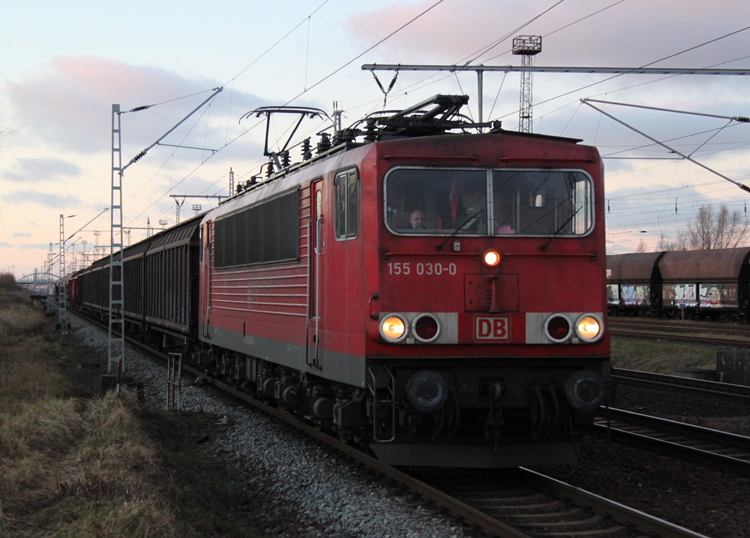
[512,35,542,133]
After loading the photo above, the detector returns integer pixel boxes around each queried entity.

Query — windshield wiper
[539,205,581,251]
[435,212,482,250]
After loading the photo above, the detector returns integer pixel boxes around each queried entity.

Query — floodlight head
[512,35,542,56]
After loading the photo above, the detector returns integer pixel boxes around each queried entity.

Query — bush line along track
[594,408,750,473]
[71,312,708,538]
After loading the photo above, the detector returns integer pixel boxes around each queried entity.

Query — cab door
[307,180,324,369]
[201,221,212,339]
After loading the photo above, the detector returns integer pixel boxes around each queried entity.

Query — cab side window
[334,169,359,240]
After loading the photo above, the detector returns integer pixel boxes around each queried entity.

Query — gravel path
[68,315,481,538]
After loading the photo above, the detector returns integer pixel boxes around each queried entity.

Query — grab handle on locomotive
[369,292,380,320]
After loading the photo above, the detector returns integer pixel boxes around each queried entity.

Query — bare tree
[657,231,688,251]
[686,204,748,250]
[635,238,648,253]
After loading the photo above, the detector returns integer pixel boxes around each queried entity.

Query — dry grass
[0,296,262,537]
[611,336,718,374]
[0,390,185,537]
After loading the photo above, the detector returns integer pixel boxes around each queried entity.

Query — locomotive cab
[361,131,610,466]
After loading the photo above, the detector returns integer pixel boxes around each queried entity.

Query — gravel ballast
[68,316,480,538]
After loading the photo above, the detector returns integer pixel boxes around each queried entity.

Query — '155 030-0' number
[388,262,457,276]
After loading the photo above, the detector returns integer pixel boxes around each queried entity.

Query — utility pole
[47,243,53,281]
[110,104,125,377]
[108,87,222,379]
[58,215,68,336]
[47,243,54,309]
[175,199,185,224]
[170,194,225,224]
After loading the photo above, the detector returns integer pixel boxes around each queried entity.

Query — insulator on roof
[364,118,377,142]
[317,133,331,154]
[302,138,312,161]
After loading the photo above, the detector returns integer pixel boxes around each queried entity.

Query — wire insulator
[302,138,312,161]
[317,133,331,154]
[364,118,377,142]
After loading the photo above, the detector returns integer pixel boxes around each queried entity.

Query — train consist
[68,95,610,468]
[606,248,750,319]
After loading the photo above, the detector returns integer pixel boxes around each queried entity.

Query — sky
[1,0,750,280]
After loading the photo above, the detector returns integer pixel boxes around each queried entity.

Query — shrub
[0,272,17,290]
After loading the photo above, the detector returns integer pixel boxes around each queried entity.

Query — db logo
[474,316,510,341]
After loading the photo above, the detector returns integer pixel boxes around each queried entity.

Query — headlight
[575,314,603,343]
[412,313,440,343]
[483,249,501,267]
[380,314,408,343]
[544,313,572,343]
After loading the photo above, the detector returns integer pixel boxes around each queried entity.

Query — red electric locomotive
[196,95,609,467]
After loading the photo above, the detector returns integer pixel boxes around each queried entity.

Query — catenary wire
[126,0,448,227]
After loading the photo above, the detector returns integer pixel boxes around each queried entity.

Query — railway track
[408,467,708,538]
[609,327,750,347]
[610,318,750,336]
[74,312,709,538]
[609,318,750,347]
[594,407,750,473]
[167,371,713,537]
[612,367,750,400]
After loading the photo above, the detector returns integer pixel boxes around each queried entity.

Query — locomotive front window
[385,167,593,237]
[492,170,592,236]
[385,169,488,234]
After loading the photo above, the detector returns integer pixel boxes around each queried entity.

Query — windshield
[492,170,592,236]
[385,169,487,234]
[385,168,593,236]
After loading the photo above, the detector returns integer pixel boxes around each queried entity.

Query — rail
[612,368,750,400]
[595,407,750,473]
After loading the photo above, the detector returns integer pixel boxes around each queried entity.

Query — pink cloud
[5,57,262,155]
[349,0,750,68]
